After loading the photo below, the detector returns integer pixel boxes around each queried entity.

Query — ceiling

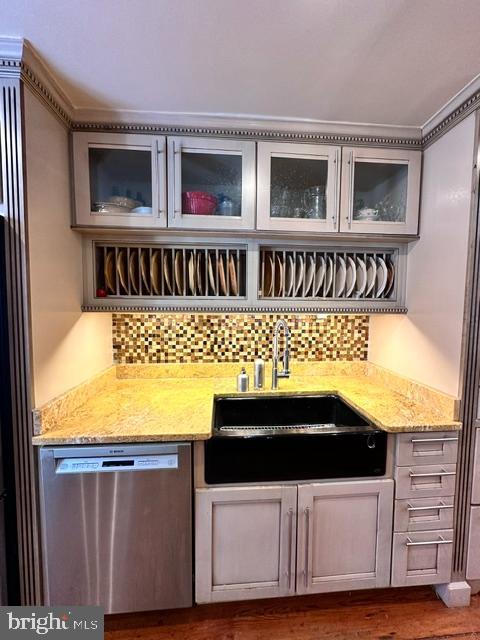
[2,0,480,128]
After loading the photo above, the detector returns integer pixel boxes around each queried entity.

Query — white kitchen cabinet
[195,486,297,603]
[167,137,256,231]
[296,479,394,594]
[467,506,480,579]
[257,142,340,233]
[297,480,393,593]
[73,132,166,228]
[339,147,421,235]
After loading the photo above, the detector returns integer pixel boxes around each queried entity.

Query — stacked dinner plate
[260,249,396,300]
[100,245,246,297]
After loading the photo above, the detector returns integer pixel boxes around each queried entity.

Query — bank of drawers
[391,432,458,587]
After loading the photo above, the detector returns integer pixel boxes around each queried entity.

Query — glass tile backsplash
[112,314,369,364]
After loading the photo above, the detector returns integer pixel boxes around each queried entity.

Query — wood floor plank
[104,588,480,640]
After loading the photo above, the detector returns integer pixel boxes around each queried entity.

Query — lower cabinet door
[297,479,394,594]
[195,486,297,603]
[466,507,480,580]
[391,529,453,586]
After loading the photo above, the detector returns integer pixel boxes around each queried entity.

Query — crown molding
[2,36,480,150]
[0,37,73,127]
[421,75,480,149]
[72,108,422,146]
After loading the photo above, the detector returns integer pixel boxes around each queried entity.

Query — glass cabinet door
[257,142,340,233]
[73,132,166,228]
[168,137,256,230]
[340,147,421,235]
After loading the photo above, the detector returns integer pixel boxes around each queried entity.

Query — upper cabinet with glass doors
[167,137,256,231]
[72,132,167,228]
[257,142,341,233]
[339,147,421,235]
[72,132,421,237]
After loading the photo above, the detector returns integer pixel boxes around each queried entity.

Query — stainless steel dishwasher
[39,443,192,613]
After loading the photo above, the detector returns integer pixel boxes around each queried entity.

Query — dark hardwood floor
[105,587,480,640]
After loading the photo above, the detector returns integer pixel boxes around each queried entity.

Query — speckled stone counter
[32,362,461,445]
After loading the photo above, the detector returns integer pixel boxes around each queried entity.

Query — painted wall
[369,113,475,396]
[24,89,112,407]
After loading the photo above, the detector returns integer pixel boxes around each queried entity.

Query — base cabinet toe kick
[194,431,459,604]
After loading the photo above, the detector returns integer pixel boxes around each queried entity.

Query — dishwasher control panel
[55,454,178,474]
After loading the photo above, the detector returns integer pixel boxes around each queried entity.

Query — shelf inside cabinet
[259,246,398,301]
[94,242,247,300]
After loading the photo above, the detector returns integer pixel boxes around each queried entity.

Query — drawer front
[394,498,454,532]
[396,432,459,467]
[395,464,456,499]
[391,530,453,586]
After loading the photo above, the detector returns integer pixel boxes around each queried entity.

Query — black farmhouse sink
[204,394,387,484]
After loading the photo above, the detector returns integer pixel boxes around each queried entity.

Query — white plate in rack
[334,256,347,297]
[196,252,204,296]
[294,254,304,296]
[140,250,151,293]
[324,256,334,296]
[305,255,315,296]
[188,253,196,295]
[263,253,274,297]
[314,256,326,296]
[285,255,294,296]
[365,256,376,296]
[384,257,395,297]
[129,250,139,294]
[274,253,284,297]
[151,250,161,295]
[163,252,173,294]
[207,254,216,295]
[345,256,356,298]
[375,257,388,297]
[354,256,367,297]
[229,253,238,296]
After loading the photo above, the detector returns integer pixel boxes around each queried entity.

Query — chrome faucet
[272,319,291,389]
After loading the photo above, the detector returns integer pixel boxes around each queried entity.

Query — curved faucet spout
[272,319,291,390]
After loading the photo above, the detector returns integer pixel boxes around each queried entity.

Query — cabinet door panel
[467,506,480,579]
[297,479,393,594]
[471,430,480,504]
[257,142,340,233]
[73,132,166,228]
[195,486,296,603]
[167,137,256,230]
[339,147,421,235]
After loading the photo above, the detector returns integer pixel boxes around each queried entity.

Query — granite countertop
[32,362,462,445]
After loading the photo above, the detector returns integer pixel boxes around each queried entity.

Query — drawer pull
[405,535,452,547]
[407,502,453,512]
[409,469,456,478]
[286,508,294,590]
[410,437,458,444]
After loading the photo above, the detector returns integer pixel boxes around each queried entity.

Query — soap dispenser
[237,367,249,392]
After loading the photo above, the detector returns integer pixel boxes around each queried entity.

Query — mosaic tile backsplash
[112,314,369,364]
